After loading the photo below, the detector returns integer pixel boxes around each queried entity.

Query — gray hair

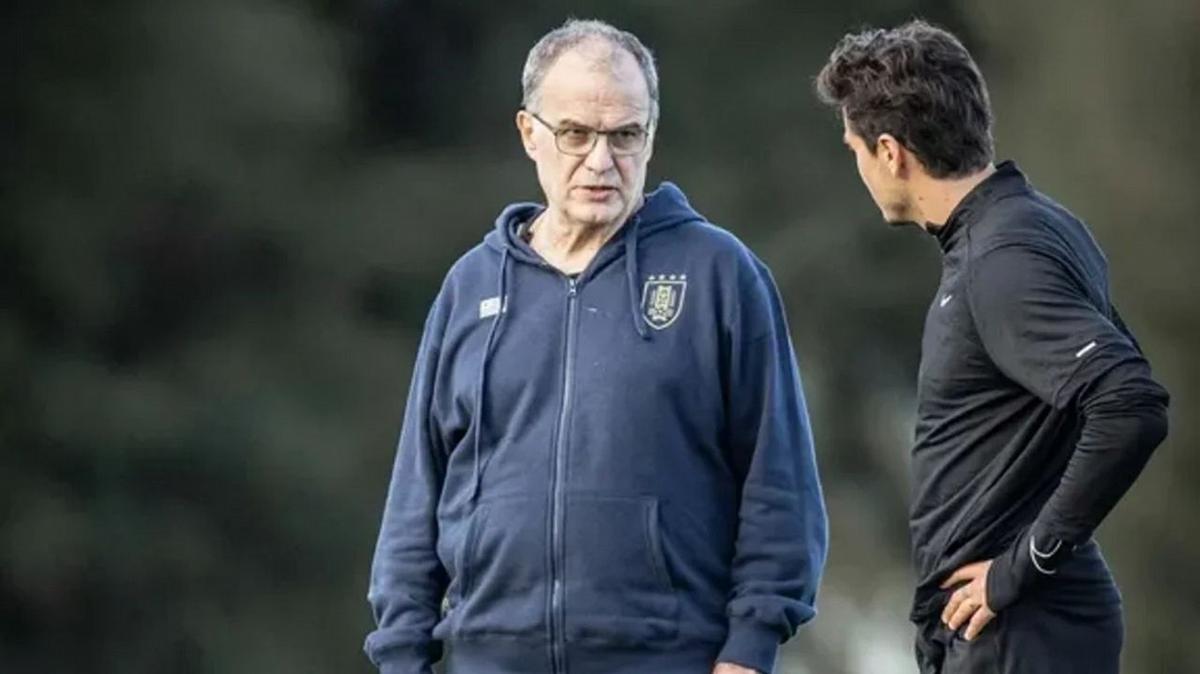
[521,19,660,126]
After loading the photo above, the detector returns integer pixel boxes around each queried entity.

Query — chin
[881,204,919,229]
[568,202,625,228]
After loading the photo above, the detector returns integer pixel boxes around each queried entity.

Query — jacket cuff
[717,618,781,674]
[369,642,438,674]
[986,525,1071,612]
[379,661,420,674]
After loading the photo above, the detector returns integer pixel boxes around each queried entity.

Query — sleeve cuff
[377,655,433,674]
[378,662,418,674]
[717,618,781,674]
[366,640,438,674]
[986,526,1071,612]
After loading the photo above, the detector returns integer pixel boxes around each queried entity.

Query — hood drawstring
[624,217,650,340]
[468,247,511,504]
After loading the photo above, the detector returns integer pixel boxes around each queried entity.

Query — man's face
[518,44,654,230]
[842,114,914,225]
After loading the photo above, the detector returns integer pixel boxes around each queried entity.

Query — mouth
[576,185,619,199]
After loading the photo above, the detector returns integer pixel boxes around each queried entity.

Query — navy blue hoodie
[364,183,827,674]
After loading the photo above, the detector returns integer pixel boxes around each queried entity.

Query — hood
[483,181,705,258]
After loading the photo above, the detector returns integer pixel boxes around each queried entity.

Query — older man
[364,18,827,674]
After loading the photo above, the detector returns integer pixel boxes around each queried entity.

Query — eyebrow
[556,116,646,130]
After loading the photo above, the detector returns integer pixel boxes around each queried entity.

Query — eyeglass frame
[524,109,653,157]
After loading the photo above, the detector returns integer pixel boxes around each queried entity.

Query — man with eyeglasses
[364,18,828,674]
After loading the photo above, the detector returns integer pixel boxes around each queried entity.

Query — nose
[582,133,616,173]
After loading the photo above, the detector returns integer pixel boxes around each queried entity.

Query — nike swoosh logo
[939,294,953,308]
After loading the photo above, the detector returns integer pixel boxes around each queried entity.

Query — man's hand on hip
[940,559,997,641]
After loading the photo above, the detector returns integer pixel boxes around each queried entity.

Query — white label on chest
[479,296,505,319]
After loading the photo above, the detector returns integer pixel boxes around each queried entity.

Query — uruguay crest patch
[641,274,687,330]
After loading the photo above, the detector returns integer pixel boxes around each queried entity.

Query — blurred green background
[3,1,1197,672]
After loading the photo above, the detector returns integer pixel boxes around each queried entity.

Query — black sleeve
[966,244,1170,611]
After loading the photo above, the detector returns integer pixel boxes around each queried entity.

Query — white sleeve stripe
[1029,538,1059,575]
[1075,341,1098,358]
[1030,538,1063,558]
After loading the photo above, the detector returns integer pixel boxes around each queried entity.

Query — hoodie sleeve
[965,244,1169,612]
[364,289,451,674]
[716,257,829,673]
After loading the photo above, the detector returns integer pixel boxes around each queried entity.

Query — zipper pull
[567,278,577,297]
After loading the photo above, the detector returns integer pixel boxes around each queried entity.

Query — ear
[516,110,537,159]
[876,133,908,177]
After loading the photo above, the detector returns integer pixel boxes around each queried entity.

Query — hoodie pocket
[453,496,548,638]
[563,495,679,645]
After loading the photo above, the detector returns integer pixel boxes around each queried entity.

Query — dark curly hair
[816,20,994,179]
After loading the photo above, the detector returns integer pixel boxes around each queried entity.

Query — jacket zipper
[549,276,578,674]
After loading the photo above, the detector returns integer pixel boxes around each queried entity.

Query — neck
[530,210,626,275]
[914,163,996,233]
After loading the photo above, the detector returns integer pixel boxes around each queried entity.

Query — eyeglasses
[526,110,651,156]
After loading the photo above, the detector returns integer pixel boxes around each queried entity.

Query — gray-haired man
[363,18,828,674]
